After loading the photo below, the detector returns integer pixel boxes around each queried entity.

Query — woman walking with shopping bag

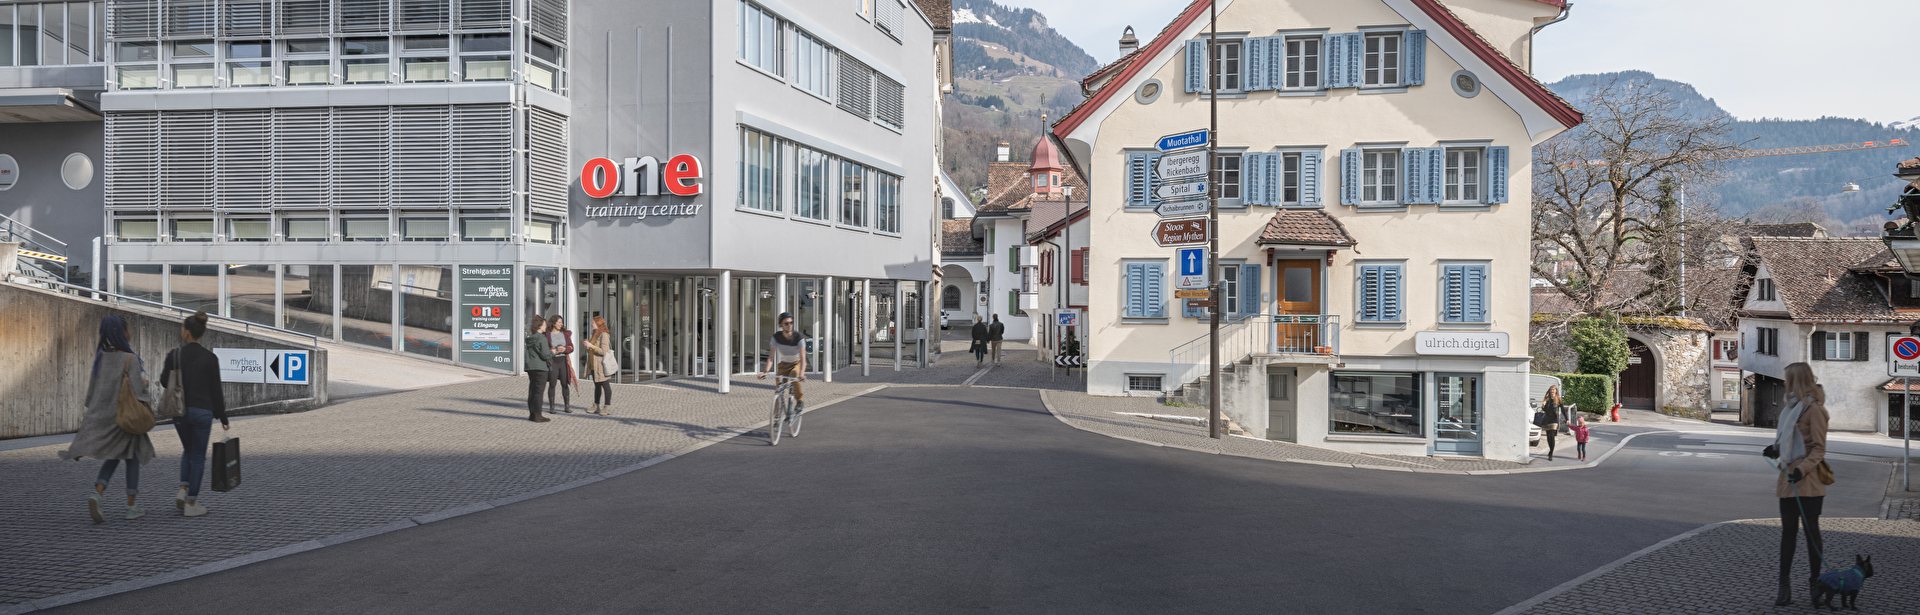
[161,311,228,517]
[60,315,157,523]
[583,316,616,415]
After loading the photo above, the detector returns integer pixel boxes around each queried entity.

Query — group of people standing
[523,315,616,422]
[62,312,229,521]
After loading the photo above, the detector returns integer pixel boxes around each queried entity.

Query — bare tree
[1532,79,1747,316]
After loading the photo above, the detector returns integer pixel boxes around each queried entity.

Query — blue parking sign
[270,350,310,385]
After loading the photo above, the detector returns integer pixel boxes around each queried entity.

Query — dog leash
[1766,456,1838,576]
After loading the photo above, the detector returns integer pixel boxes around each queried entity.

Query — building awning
[0,89,102,122]
[1879,379,1920,392]
[1254,210,1357,248]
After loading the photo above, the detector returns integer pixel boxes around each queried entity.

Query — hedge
[1548,373,1612,416]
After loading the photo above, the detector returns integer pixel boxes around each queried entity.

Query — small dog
[1812,554,1874,611]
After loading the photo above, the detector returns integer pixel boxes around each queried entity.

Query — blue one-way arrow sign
[1157,129,1210,152]
[1176,247,1207,289]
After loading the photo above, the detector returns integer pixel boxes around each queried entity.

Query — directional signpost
[1174,290,1209,299]
[1894,335,1919,491]
[1156,129,1210,152]
[1156,150,1209,180]
[1176,247,1207,290]
[1151,218,1208,247]
[1155,199,1210,218]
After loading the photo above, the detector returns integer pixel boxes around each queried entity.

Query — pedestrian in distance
[987,314,1005,366]
[546,315,576,414]
[969,318,989,367]
[59,314,157,523]
[757,312,807,412]
[1538,386,1564,461]
[160,311,229,517]
[525,315,553,423]
[1570,414,1591,462]
[1763,362,1830,607]
[583,315,615,415]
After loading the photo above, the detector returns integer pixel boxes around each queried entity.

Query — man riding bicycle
[757,312,807,412]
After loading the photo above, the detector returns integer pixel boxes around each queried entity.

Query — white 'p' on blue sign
[269,350,311,385]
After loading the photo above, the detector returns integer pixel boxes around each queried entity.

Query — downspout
[1526,4,1573,72]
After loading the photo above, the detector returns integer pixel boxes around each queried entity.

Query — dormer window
[1755,277,1776,301]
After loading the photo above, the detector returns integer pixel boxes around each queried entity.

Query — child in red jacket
[1571,415,1592,462]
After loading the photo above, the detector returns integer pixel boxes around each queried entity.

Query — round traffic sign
[1896,338,1920,361]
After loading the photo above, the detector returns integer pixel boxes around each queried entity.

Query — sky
[1011,0,1919,125]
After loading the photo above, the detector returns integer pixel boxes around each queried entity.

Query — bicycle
[765,374,803,445]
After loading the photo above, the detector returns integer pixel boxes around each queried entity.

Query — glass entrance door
[1435,373,1482,456]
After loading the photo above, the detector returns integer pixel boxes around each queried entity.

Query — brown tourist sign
[1151,217,1208,247]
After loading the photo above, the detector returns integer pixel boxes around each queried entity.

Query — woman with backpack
[160,311,228,518]
[583,316,615,415]
[59,315,157,523]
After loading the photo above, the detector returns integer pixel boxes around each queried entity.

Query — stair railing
[3,273,320,348]
[0,212,71,283]
[1166,313,1272,393]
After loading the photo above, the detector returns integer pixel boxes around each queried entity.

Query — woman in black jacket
[1540,386,1564,462]
[161,311,228,518]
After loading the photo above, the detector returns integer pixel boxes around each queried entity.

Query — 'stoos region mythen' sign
[458,266,516,370]
[579,154,706,219]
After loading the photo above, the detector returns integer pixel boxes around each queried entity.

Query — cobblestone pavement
[830,336,1090,392]
[1506,518,1920,615]
[0,375,886,610]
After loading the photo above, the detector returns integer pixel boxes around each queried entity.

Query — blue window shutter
[1426,148,1445,204]
[1145,262,1167,317]
[1147,154,1163,206]
[1403,147,1427,204]
[1242,263,1263,318]
[1301,150,1322,207]
[1382,265,1403,321]
[1246,37,1267,91]
[1322,33,1345,88]
[1487,146,1509,204]
[1359,265,1381,321]
[1185,40,1206,93]
[1405,30,1426,86]
[1343,33,1363,88]
[1244,153,1268,206]
[1441,264,1465,322]
[1128,154,1148,207]
[1125,263,1146,317]
[1465,264,1488,322]
[1339,149,1361,205]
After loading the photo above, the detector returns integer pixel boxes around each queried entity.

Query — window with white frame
[794,30,834,99]
[339,36,388,84]
[283,38,329,85]
[1216,153,1241,200]
[1716,339,1738,361]
[794,144,832,220]
[1280,152,1303,205]
[1283,36,1319,89]
[1362,32,1400,87]
[739,126,784,213]
[1210,39,1241,91]
[1361,149,1398,204]
[1444,147,1482,203]
[737,1,782,77]
[1220,265,1240,314]
[874,171,900,233]
[840,160,866,227]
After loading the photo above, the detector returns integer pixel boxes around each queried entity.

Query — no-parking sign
[1889,335,1920,377]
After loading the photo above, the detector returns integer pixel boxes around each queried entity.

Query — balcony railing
[1166,314,1340,392]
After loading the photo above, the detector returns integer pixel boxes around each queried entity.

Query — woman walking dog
[1763,362,1829,606]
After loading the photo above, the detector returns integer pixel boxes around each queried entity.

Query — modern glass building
[0,0,952,384]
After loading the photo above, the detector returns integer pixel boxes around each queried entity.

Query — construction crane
[1722,139,1908,160]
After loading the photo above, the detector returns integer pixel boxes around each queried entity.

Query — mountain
[941,0,1092,200]
[1546,71,1920,236]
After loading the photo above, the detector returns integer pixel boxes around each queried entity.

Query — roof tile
[1749,237,1898,323]
[1255,210,1357,247]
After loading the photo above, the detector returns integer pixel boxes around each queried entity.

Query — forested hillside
[941,0,1092,200]
[1547,71,1920,235]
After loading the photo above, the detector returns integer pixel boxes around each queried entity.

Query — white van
[1526,374,1564,447]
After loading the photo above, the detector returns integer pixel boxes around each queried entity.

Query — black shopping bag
[211,436,242,492]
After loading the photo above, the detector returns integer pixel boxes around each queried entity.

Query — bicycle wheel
[768,394,785,446]
[787,401,803,437]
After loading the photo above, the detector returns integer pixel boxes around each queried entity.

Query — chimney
[996,142,1010,162]
[1118,26,1138,56]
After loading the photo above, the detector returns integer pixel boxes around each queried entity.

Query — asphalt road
[46,387,1896,615]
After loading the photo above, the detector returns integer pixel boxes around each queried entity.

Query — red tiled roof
[1255,210,1357,247]
[1878,379,1920,392]
[1054,0,1580,140]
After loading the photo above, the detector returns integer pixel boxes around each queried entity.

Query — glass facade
[224,264,277,324]
[340,265,394,349]
[400,265,453,359]
[167,264,219,314]
[116,264,163,304]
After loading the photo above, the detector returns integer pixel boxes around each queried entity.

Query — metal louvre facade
[102,0,527,37]
[526,106,568,217]
[104,104,514,210]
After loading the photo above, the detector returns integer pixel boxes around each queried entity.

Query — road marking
[1657,451,1729,459]
[960,364,993,386]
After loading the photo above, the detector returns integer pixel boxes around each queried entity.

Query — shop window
[461,215,509,241]
[226,218,270,241]
[1330,371,1422,436]
[283,217,329,242]
[1721,373,1740,401]
[400,264,454,359]
[401,217,449,241]
[170,219,214,241]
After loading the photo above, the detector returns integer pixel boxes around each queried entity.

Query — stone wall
[1532,321,1713,414]
[1,281,328,439]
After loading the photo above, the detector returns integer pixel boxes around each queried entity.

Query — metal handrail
[0,212,70,251]
[1167,313,1271,392]
[3,273,321,348]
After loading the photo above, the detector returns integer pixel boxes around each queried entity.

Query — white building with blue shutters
[1050,0,1582,461]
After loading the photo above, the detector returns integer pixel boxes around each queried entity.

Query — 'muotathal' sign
[580,154,705,219]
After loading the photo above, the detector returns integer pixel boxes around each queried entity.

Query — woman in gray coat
[59,315,156,522]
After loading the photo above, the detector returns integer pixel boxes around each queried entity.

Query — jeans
[546,362,572,410]
[973,342,986,363]
[527,371,548,418]
[593,381,613,405]
[96,458,141,495]
[176,407,215,498]
[1577,442,1587,458]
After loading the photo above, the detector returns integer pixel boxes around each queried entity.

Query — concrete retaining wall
[1,281,328,439]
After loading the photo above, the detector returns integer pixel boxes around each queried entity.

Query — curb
[1489,520,1736,615]
[0,383,892,614]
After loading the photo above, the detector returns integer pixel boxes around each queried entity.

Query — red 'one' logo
[581,155,703,198]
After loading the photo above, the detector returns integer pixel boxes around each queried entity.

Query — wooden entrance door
[1620,339,1656,409]
[1274,259,1321,352]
